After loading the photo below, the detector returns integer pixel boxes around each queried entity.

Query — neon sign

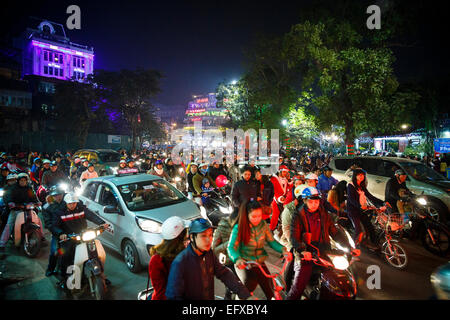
[31,40,94,58]
[186,108,205,114]
[196,98,208,103]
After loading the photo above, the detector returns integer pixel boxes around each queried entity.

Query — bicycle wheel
[381,241,408,270]
[422,226,450,257]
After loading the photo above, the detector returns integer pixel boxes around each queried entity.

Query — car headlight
[81,230,97,242]
[219,205,232,214]
[175,177,181,182]
[417,197,427,206]
[329,255,349,271]
[0,189,4,197]
[136,217,162,233]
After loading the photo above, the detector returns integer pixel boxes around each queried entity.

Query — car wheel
[122,240,142,273]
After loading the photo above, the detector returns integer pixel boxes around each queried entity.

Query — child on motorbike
[201,178,214,209]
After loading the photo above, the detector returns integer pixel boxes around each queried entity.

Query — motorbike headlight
[59,183,69,192]
[81,230,97,242]
[136,217,162,233]
[329,255,349,271]
[417,197,427,206]
[175,177,181,182]
[219,206,232,214]
[0,189,4,197]
[136,161,141,166]
[200,206,207,219]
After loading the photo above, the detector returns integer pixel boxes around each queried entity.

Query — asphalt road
[0,228,448,300]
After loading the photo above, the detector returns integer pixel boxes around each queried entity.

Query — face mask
[155,167,163,175]
[200,168,208,175]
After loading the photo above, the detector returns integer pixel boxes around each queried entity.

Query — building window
[44,51,48,61]
[49,67,53,75]
[44,66,48,74]
[82,59,85,68]
[77,58,80,67]
[49,52,53,62]
[60,54,64,64]
[59,69,63,77]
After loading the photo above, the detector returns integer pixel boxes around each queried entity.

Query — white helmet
[305,173,318,180]
[6,173,18,180]
[64,193,79,204]
[161,216,191,240]
[17,172,29,180]
[294,184,307,199]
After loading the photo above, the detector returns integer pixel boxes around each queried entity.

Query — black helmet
[322,166,332,172]
[50,161,58,167]
[126,158,135,163]
[189,218,215,235]
[395,169,407,176]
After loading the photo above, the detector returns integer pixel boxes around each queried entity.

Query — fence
[0,131,133,153]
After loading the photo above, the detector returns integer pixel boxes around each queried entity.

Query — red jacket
[149,254,172,300]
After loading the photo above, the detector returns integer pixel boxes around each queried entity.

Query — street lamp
[401,124,409,130]
[282,119,288,126]
[231,80,237,85]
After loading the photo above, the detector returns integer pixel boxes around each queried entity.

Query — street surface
[0,228,447,300]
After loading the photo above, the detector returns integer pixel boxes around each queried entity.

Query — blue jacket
[317,174,338,195]
[165,244,250,300]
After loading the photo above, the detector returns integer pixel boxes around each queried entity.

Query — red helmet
[279,165,289,172]
[215,175,229,188]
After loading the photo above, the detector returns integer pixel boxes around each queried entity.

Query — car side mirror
[104,205,119,214]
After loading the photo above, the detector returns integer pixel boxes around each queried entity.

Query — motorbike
[170,167,186,193]
[56,225,108,300]
[10,203,43,258]
[201,189,233,226]
[402,195,450,257]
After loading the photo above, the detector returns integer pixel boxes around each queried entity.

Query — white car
[78,173,204,273]
[329,156,450,222]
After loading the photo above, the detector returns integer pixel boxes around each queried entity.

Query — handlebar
[243,253,291,278]
[58,225,106,244]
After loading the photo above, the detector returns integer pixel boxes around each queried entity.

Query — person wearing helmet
[0,174,18,234]
[347,169,387,250]
[186,163,199,194]
[192,163,217,197]
[286,187,352,300]
[41,161,67,190]
[0,163,10,188]
[284,175,305,206]
[166,218,252,300]
[126,158,138,172]
[116,159,127,174]
[148,160,170,180]
[140,157,152,172]
[228,200,292,300]
[148,216,190,300]
[0,172,41,256]
[385,169,412,213]
[43,185,66,276]
[200,178,215,209]
[269,165,293,231]
[39,159,51,184]
[288,157,300,172]
[79,163,98,185]
[164,158,176,180]
[317,166,338,200]
[48,192,107,284]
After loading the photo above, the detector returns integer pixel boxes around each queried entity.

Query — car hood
[133,199,201,223]
[423,179,450,190]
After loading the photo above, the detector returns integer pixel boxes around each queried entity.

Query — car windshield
[98,152,121,163]
[117,179,186,211]
[401,162,447,182]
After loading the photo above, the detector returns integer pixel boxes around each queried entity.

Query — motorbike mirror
[303,232,312,245]
[104,205,119,214]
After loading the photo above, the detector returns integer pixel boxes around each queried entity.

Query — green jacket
[227,220,284,264]
[192,173,216,195]
[280,201,298,251]
[212,217,233,265]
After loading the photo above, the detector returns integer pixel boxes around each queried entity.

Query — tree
[95,69,163,151]
[54,74,102,148]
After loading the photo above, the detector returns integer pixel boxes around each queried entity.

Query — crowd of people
[0,146,448,300]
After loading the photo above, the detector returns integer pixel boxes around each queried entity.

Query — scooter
[56,225,108,300]
[300,232,358,300]
[11,203,43,258]
[201,190,233,226]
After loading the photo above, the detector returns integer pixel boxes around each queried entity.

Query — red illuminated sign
[186,109,205,114]
[196,98,208,103]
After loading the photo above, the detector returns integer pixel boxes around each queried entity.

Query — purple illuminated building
[18,19,94,81]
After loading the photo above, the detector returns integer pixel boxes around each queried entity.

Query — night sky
[2,0,449,109]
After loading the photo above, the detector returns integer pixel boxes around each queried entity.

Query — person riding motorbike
[165,218,252,300]
[148,160,170,180]
[0,164,10,187]
[286,187,352,300]
[49,193,109,288]
[385,169,412,214]
[0,174,18,234]
[41,161,67,190]
[269,165,293,231]
[126,158,139,172]
[193,163,217,197]
[30,157,42,187]
[208,160,230,182]
[231,166,259,213]
[140,157,152,172]
[317,166,339,200]
[347,169,387,250]
[164,158,177,180]
[39,159,51,184]
[79,163,98,185]
[187,162,198,194]
[149,216,190,300]
[0,173,43,257]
